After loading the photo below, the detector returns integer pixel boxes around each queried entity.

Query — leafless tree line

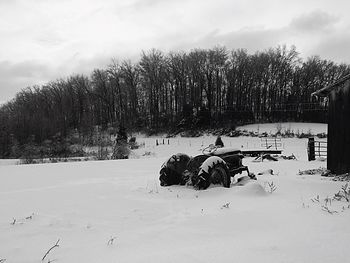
[0,45,349,157]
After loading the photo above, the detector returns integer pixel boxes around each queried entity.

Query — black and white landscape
[1,1,350,262]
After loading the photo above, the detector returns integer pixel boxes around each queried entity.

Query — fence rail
[260,137,282,150]
[308,137,327,161]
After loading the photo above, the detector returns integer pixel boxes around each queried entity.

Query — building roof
[312,74,350,97]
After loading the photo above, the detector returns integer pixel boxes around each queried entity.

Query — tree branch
[42,239,60,261]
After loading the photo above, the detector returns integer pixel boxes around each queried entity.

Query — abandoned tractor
[159,145,254,190]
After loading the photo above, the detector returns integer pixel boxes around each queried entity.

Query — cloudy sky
[1,0,350,104]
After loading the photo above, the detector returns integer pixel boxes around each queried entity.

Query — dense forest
[1,45,350,158]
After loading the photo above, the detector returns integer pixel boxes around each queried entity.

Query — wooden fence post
[308,137,315,161]
[274,137,277,150]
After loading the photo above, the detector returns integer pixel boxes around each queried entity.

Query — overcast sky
[1,0,350,104]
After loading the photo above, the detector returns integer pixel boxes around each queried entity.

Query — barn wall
[327,79,350,174]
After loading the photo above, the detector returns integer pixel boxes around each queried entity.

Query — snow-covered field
[2,123,349,263]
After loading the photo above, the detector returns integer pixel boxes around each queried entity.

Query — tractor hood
[209,147,241,156]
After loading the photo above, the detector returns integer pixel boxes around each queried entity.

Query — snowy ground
[2,123,350,263]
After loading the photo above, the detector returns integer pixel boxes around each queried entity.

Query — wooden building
[312,74,350,174]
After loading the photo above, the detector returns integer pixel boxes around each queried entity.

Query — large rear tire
[194,156,230,189]
[210,164,230,188]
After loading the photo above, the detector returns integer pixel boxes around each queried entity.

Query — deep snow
[2,123,350,263]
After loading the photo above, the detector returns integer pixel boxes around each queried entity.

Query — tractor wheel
[210,164,230,188]
[194,156,229,189]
